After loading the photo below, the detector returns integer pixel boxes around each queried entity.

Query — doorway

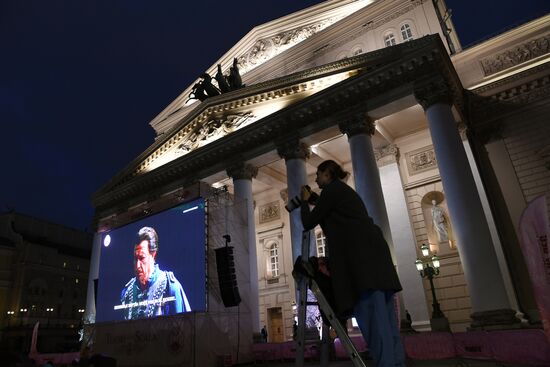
[267,307,284,343]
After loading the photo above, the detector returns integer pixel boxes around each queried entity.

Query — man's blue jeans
[353,290,406,367]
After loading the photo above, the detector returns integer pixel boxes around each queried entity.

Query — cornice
[308,0,424,59]
[451,14,550,61]
[469,72,550,126]
[92,35,461,215]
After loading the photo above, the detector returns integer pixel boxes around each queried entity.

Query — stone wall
[502,104,550,222]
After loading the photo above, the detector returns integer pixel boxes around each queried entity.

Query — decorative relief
[405,145,438,175]
[237,18,343,74]
[277,140,311,161]
[259,201,281,224]
[176,113,255,154]
[480,34,550,76]
[414,78,453,110]
[375,144,399,165]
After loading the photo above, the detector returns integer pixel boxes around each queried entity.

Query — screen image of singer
[96,198,206,322]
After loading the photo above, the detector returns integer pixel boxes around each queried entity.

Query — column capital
[226,162,258,180]
[375,144,400,166]
[339,113,376,137]
[277,139,310,161]
[414,78,453,110]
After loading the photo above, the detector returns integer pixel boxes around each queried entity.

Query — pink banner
[519,195,550,346]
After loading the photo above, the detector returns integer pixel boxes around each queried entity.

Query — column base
[469,309,521,331]
[400,319,417,334]
[430,316,450,332]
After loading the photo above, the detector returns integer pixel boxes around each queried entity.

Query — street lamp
[6,310,14,328]
[415,244,449,331]
[19,308,28,326]
[46,307,54,327]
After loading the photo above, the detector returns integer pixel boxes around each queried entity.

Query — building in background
[0,212,91,353]
[90,0,549,341]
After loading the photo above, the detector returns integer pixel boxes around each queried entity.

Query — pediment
[149,0,373,133]
[94,36,448,204]
[93,35,461,217]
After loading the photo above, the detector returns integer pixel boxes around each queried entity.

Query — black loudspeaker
[215,246,241,307]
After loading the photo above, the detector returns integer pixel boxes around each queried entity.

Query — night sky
[1,0,549,231]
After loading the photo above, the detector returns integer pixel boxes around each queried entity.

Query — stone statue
[431,200,449,243]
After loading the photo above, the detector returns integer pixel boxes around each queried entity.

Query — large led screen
[96,198,206,322]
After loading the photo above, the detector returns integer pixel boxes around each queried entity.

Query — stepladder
[293,230,367,367]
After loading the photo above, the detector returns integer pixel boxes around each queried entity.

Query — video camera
[285,185,319,212]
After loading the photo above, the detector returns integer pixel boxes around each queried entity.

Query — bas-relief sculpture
[405,146,438,175]
[176,113,255,154]
[480,34,549,76]
[259,201,281,224]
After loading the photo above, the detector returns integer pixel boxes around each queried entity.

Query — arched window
[269,243,279,278]
[316,231,327,257]
[401,23,414,42]
[384,33,396,47]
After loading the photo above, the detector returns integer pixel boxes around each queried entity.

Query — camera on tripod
[285,185,319,212]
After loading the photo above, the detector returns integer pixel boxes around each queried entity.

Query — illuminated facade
[91,0,550,340]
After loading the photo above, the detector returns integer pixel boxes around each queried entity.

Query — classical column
[414,79,519,327]
[277,139,314,262]
[85,232,102,323]
[376,145,431,331]
[338,114,394,252]
[227,162,260,332]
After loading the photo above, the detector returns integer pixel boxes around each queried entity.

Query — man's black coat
[301,178,402,317]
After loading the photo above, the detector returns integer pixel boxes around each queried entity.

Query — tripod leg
[310,280,367,367]
[295,231,312,367]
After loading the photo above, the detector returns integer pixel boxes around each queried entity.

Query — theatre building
[88,0,550,358]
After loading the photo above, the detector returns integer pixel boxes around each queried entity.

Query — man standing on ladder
[300,160,405,367]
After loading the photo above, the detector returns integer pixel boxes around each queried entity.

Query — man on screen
[120,226,191,319]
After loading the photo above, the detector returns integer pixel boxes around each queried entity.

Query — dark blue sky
[1,0,549,231]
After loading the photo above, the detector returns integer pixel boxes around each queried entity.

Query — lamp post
[19,308,28,326]
[6,310,15,328]
[415,244,450,331]
[46,307,54,327]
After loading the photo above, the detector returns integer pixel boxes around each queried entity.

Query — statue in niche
[431,199,452,245]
